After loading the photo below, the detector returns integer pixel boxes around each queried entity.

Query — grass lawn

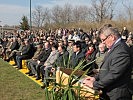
[0,59,45,100]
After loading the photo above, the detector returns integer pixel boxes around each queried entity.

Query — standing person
[83,26,132,100]
[121,26,129,39]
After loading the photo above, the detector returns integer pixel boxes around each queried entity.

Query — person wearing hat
[67,39,75,55]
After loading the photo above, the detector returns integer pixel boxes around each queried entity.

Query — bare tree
[90,0,115,22]
[43,8,51,25]
[72,6,80,22]
[51,5,63,24]
[78,6,89,21]
[62,3,73,24]
[122,0,133,21]
[32,6,49,28]
[72,5,89,22]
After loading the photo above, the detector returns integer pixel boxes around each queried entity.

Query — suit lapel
[100,40,122,68]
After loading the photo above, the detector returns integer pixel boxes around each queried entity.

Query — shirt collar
[109,38,121,50]
[114,38,121,45]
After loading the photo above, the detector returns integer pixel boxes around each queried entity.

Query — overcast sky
[0,0,132,26]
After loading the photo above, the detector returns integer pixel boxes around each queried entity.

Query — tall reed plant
[44,59,100,100]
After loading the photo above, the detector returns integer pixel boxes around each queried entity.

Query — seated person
[25,42,43,76]
[1,38,8,59]
[93,43,107,74]
[5,38,19,60]
[0,44,4,57]
[40,43,59,82]
[69,42,85,69]
[27,41,51,80]
[16,39,35,69]
[5,39,23,63]
[67,39,74,55]
[48,45,69,78]
[85,43,97,67]
[3,38,12,60]
[54,45,69,68]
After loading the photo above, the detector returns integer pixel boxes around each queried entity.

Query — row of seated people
[2,37,107,87]
[3,39,36,69]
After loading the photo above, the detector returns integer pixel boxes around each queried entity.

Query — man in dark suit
[34,41,51,80]
[83,26,132,100]
[26,42,43,76]
[9,38,19,51]
[54,45,69,68]
[4,38,19,62]
[69,42,85,68]
[16,39,34,69]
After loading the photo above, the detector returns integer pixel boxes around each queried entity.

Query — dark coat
[79,32,88,40]
[93,40,132,100]
[121,29,129,37]
[69,50,85,68]
[37,48,52,62]
[10,41,19,51]
[83,49,97,73]
[54,50,69,68]
[21,44,34,59]
[2,40,8,48]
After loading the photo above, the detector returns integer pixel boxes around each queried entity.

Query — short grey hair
[99,26,121,38]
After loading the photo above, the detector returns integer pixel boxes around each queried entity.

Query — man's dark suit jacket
[10,41,19,51]
[70,50,85,68]
[37,48,52,63]
[54,50,69,68]
[93,40,132,100]
[21,44,34,59]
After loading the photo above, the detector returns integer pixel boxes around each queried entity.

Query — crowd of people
[0,24,133,100]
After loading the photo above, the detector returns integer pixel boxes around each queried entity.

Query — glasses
[101,35,111,42]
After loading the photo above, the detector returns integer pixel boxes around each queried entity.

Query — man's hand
[44,63,47,66]
[51,68,55,72]
[37,60,40,64]
[83,76,95,88]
